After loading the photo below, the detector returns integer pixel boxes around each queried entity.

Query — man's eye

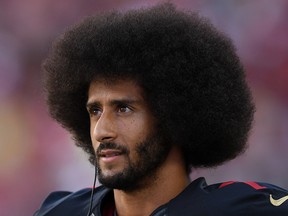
[118,106,131,113]
[88,107,101,116]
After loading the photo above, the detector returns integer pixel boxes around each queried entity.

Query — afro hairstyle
[43,3,255,170]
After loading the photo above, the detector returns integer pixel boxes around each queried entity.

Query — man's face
[87,79,170,191]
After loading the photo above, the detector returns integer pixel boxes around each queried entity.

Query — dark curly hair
[43,3,255,170]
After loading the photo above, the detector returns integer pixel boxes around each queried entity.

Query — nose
[92,111,117,143]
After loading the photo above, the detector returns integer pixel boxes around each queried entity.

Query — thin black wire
[86,161,98,216]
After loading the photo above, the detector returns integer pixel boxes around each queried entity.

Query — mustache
[96,142,129,155]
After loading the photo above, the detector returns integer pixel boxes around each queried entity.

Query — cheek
[134,115,154,137]
[90,123,98,150]
[124,117,153,144]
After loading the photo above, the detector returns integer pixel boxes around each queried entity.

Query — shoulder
[166,178,288,216]
[205,179,288,215]
[34,186,110,216]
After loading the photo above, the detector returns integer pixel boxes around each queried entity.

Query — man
[35,3,288,216]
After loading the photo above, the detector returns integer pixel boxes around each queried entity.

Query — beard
[96,133,171,191]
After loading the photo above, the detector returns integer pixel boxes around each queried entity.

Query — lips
[99,149,123,158]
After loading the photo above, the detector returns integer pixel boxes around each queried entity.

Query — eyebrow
[86,98,141,109]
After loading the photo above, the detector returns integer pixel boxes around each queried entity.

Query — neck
[113,146,189,216]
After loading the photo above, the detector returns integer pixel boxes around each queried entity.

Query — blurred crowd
[0,0,288,215]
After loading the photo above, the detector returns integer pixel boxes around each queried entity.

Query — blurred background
[0,0,288,215]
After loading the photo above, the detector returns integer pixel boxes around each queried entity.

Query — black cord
[86,161,98,216]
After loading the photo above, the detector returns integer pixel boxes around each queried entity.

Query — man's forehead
[87,78,145,102]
